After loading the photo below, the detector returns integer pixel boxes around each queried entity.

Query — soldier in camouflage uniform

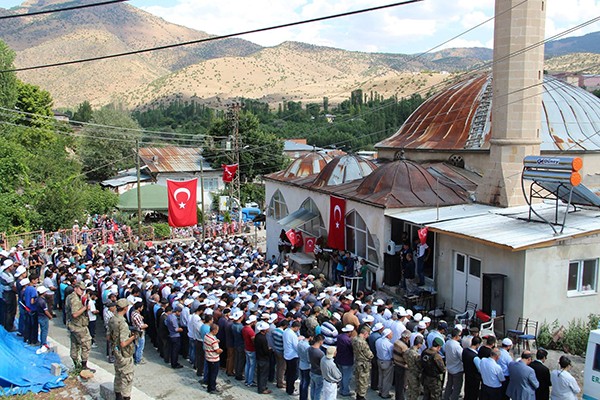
[421,337,446,400]
[352,325,374,400]
[406,335,424,400]
[65,281,94,372]
[109,298,136,400]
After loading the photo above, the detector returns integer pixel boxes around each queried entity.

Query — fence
[2,225,154,250]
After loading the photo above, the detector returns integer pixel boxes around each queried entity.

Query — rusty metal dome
[355,159,469,207]
[376,74,600,151]
[312,154,377,187]
[282,152,332,178]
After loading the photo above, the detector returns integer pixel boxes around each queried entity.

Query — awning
[277,208,318,229]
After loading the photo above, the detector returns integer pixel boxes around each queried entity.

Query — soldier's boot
[356,396,365,400]
[71,358,81,370]
[122,397,131,400]
[114,393,123,400]
[81,360,96,373]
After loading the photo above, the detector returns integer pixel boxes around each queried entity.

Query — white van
[584,329,600,400]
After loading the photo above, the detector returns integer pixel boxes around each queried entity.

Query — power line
[0,0,423,74]
[0,0,128,20]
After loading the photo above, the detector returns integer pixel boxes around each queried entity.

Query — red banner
[418,226,428,245]
[328,196,346,250]
[286,229,298,246]
[167,179,198,227]
[304,237,315,253]
[222,163,238,183]
[294,230,303,248]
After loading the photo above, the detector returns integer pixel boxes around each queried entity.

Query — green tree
[0,39,18,110]
[79,106,140,181]
[83,184,119,215]
[73,100,93,123]
[204,111,286,182]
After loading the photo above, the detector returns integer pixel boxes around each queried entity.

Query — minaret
[476,0,546,207]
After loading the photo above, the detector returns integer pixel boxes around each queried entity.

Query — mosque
[265,0,600,328]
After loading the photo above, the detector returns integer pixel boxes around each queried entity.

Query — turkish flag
[222,163,238,183]
[328,196,345,250]
[294,231,303,248]
[167,178,198,227]
[286,229,297,246]
[304,237,315,253]
[418,226,428,245]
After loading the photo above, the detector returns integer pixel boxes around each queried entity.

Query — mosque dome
[282,152,332,178]
[355,159,468,207]
[312,154,377,187]
[376,74,600,151]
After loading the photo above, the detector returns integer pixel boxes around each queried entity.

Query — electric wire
[0,0,128,20]
[0,0,424,73]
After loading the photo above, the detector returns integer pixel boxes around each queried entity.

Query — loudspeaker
[384,253,401,286]
[482,273,506,316]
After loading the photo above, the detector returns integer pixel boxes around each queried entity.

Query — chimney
[476,0,546,207]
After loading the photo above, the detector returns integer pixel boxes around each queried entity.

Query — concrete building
[265,0,600,328]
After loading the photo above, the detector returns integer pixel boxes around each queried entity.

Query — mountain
[0,0,262,106]
[545,31,600,57]
[0,1,597,109]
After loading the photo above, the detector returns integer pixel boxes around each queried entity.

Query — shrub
[537,314,600,356]
[152,223,171,240]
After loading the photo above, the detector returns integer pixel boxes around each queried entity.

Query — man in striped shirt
[272,319,287,388]
[204,324,223,394]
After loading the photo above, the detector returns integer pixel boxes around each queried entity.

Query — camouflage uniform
[109,314,135,398]
[421,347,446,400]
[405,347,422,400]
[65,292,91,366]
[352,335,374,399]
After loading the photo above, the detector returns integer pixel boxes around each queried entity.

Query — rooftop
[139,147,213,174]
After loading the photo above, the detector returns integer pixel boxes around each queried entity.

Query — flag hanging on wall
[222,163,238,183]
[167,178,198,227]
[328,196,346,250]
[304,237,315,253]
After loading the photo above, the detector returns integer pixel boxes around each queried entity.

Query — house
[138,147,225,212]
[100,167,153,195]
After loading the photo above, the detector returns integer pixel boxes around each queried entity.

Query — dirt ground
[12,376,91,400]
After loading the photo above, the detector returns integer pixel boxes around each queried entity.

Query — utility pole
[200,149,205,241]
[226,102,242,229]
[135,139,142,238]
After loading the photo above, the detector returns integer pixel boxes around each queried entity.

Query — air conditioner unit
[386,240,402,255]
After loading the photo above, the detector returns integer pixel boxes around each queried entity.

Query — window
[267,190,288,220]
[298,198,325,237]
[203,177,218,191]
[345,210,379,265]
[268,190,288,219]
[568,259,598,295]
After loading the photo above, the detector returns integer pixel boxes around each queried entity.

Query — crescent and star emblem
[173,187,191,209]
[333,205,342,228]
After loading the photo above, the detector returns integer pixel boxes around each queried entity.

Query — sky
[3,0,600,54]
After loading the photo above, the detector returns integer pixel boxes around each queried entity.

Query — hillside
[545,31,600,57]
[1,1,598,109]
[119,41,455,109]
[0,0,262,106]
[545,52,600,74]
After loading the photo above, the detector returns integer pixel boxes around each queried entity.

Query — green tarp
[118,184,169,211]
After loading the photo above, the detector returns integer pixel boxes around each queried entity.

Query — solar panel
[534,180,600,207]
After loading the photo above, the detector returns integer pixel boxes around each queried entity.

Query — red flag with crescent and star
[167,178,198,227]
[286,229,298,246]
[222,163,238,183]
[304,236,315,253]
[328,196,345,249]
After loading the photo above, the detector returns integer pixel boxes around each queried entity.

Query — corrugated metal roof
[139,147,213,174]
[385,204,497,224]
[428,203,600,251]
[284,140,321,152]
[376,74,600,152]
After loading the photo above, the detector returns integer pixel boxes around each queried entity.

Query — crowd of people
[0,235,582,400]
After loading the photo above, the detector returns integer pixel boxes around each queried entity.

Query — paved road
[49,314,390,400]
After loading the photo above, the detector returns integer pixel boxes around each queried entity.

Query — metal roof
[139,147,213,174]
[376,74,600,152]
[277,208,319,229]
[427,203,600,251]
[312,154,377,187]
[283,140,321,152]
[385,204,497,224]
[354,160,470,208]
[118,184,169,211]
[282,152,332,178]
[101,167,152,187]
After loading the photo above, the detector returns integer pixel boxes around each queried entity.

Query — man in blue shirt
[23,274,40,345]
[166,305,184,369]
[480,349,505,400]
[376,328,394,399]
[283,321,301,395]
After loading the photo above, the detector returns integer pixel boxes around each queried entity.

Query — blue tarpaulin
[0,326,67,396]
